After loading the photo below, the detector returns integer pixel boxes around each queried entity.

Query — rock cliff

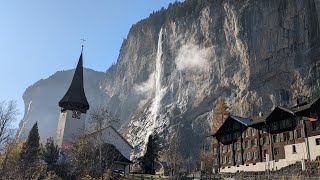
[19,0,320,159]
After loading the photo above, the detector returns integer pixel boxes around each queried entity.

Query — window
[214,158,218,165]
[223,146,226,153]
[272,122,278,131]
[234,123,240,129]
[262,126,267,133]
[226,156,229,164]
[280,120,286,129]
[316,138,320,145]
[289,131,294,140]
[245,141,249,148]
[237,154,241,162]
[251,129,256,136]
[274,148,279,156]
[246,152,251,160]
[296,129,302,138]
[251,139,256,146]
[272,134,278,143]
[292,145,297,153]
[312,121,320,130]
[226,134,232,141]
[286,119,292,128]
[234,132,241,140]
[263,150,267,158]
[245,130,250,137]
[254,151,258,159]
[229,156,232,163]
[213,147,217,154]
[237,142,241,150]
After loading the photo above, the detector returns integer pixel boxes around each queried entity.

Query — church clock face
[72,110,81,119]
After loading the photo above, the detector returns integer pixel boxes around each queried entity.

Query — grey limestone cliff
[19,0,320,159]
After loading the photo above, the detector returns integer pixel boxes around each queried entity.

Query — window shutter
[294,130,297,139]
[289,131,293,140]
[301,128,305,138]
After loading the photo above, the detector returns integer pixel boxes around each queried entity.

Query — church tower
[56,49,89,149]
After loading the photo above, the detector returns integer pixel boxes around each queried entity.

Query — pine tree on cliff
[139,133,160,174]
[19,122,40,177]
[41,137,59,171]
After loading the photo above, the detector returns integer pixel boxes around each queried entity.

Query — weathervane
[80,38,86,51]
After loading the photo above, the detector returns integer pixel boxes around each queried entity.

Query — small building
[87,125,134,173]
[211,98,320,173]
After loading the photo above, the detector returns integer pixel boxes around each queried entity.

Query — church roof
[59,51,89,112]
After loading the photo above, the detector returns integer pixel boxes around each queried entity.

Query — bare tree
[0,100,19,178]
[89,107,119,179]
[163,126,184,179]
[0,100,18,150]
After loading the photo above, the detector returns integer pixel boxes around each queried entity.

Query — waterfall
[151,27,163,129]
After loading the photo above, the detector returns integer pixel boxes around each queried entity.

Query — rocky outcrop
[18,68,107,141]
[103,0,320,158]
[19,0,320,159]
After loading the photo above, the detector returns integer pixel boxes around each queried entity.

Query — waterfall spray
[152,27,163,129]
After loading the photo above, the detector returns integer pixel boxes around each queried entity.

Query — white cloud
[133,72,155,95]
[175,42,211,72]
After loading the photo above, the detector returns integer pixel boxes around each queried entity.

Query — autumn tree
[212,96,229,134]
[19,122,41,178]
[89,107,119,179]
[0,140,24,179]
[162,127,184,178]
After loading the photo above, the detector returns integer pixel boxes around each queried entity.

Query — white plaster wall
[284,142,307,164]
[56,110,85,147]
[220,162,266,173]
[219,135,320,173]
[307,135,320,160]
[102,127,132,160]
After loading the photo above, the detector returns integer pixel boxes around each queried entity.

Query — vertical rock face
[102,0,320,158]
[19,0,320,159]
[18,69,107,141]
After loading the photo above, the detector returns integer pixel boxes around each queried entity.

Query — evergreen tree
[139,133,160,174]
[19,122,40,178]
[41,137,59,171]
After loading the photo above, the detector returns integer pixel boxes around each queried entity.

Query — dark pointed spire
[59,49,89,113]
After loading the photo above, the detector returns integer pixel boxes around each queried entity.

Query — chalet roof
[209,97,320,138]
[231,116,253,126]
[211,115,251,137]
[59,51,89,113]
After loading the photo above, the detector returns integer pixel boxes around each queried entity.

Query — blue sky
[0,0,181,125]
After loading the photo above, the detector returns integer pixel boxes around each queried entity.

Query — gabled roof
[88,125,134,149]
[231,116,253,126]
[212,115,252,137]
[59,51,89,113]
[102,143,133,164]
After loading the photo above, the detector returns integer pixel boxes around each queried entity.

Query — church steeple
[59,49,89,113]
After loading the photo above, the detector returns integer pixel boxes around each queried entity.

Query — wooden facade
[211,98,320,173]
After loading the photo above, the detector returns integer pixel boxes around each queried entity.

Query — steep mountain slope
[18,68,107,140]
[19,0,320,159]
[102,0,320,158]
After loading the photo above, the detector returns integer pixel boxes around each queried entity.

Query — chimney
[259,112,263,117]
